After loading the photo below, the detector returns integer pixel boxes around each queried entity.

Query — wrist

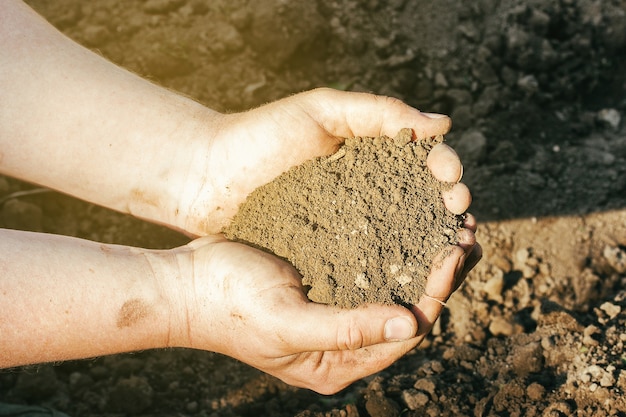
[162,237,236,353]
[141,248,195,349]
[127,103,222,236]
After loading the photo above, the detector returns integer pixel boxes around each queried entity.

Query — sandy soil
[225,132,461,308]
[1,0,626,416]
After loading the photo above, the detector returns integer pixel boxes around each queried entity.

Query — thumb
[303,88,452,140]
[282,302,418,353]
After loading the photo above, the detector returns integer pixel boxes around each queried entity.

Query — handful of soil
[224,129,464,308]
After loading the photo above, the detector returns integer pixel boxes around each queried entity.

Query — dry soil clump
[224,129,464,308]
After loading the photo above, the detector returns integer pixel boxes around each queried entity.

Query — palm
[179,236,464,394]
[179,88,454,236]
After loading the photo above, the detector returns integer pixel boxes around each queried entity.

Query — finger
[427,143,463,183]
[279,301,419,354]
[278,338,421,394]
[454,213,481,289]
[455,243,483,289]
[466,242,483,270]
[304,88,452,140]
[442,182,472,214]
[463,212,477,232]
[456,227,476,253]
[411,245,464,336]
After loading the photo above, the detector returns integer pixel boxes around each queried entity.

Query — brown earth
[225,131,462,308]
[2,0,626,416]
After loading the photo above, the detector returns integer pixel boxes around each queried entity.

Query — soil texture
[225,131,462,308]
[2,0,626,416]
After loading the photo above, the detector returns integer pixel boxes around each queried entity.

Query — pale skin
[0,0,481,394]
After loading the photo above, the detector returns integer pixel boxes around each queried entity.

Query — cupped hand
[176,88,469,236]
[171,226,479,395]
[165,88,482,394]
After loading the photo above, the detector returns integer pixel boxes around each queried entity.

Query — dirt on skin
[225,131,462,308]
[2,0,626,416]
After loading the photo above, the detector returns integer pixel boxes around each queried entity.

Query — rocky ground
[1,0,626,416]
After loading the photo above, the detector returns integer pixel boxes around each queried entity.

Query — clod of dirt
[224,129,464,308]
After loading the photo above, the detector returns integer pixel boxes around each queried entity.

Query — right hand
[168,225,479,394]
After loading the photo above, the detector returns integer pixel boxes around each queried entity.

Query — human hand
[172,88,469,236]
[169,227,479,395]
[163,88,481,393]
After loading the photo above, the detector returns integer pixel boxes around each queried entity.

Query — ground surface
[1,0,626,416]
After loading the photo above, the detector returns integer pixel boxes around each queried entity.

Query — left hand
[171,88,458,236]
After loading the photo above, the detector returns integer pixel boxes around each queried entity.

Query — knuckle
[308,86,335,99]
[378,94,404,107]
[337,317,366,350]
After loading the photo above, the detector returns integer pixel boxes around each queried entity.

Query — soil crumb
[224,129,464,308]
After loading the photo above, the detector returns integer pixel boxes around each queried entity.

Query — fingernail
[456,228,476,249]
[384,316,415,341]
[421,112,449,119]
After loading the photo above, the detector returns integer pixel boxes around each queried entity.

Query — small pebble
[600,302,621,319]
[489,316,514,337]
[597,108,621,130]
[402,389,429,410]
